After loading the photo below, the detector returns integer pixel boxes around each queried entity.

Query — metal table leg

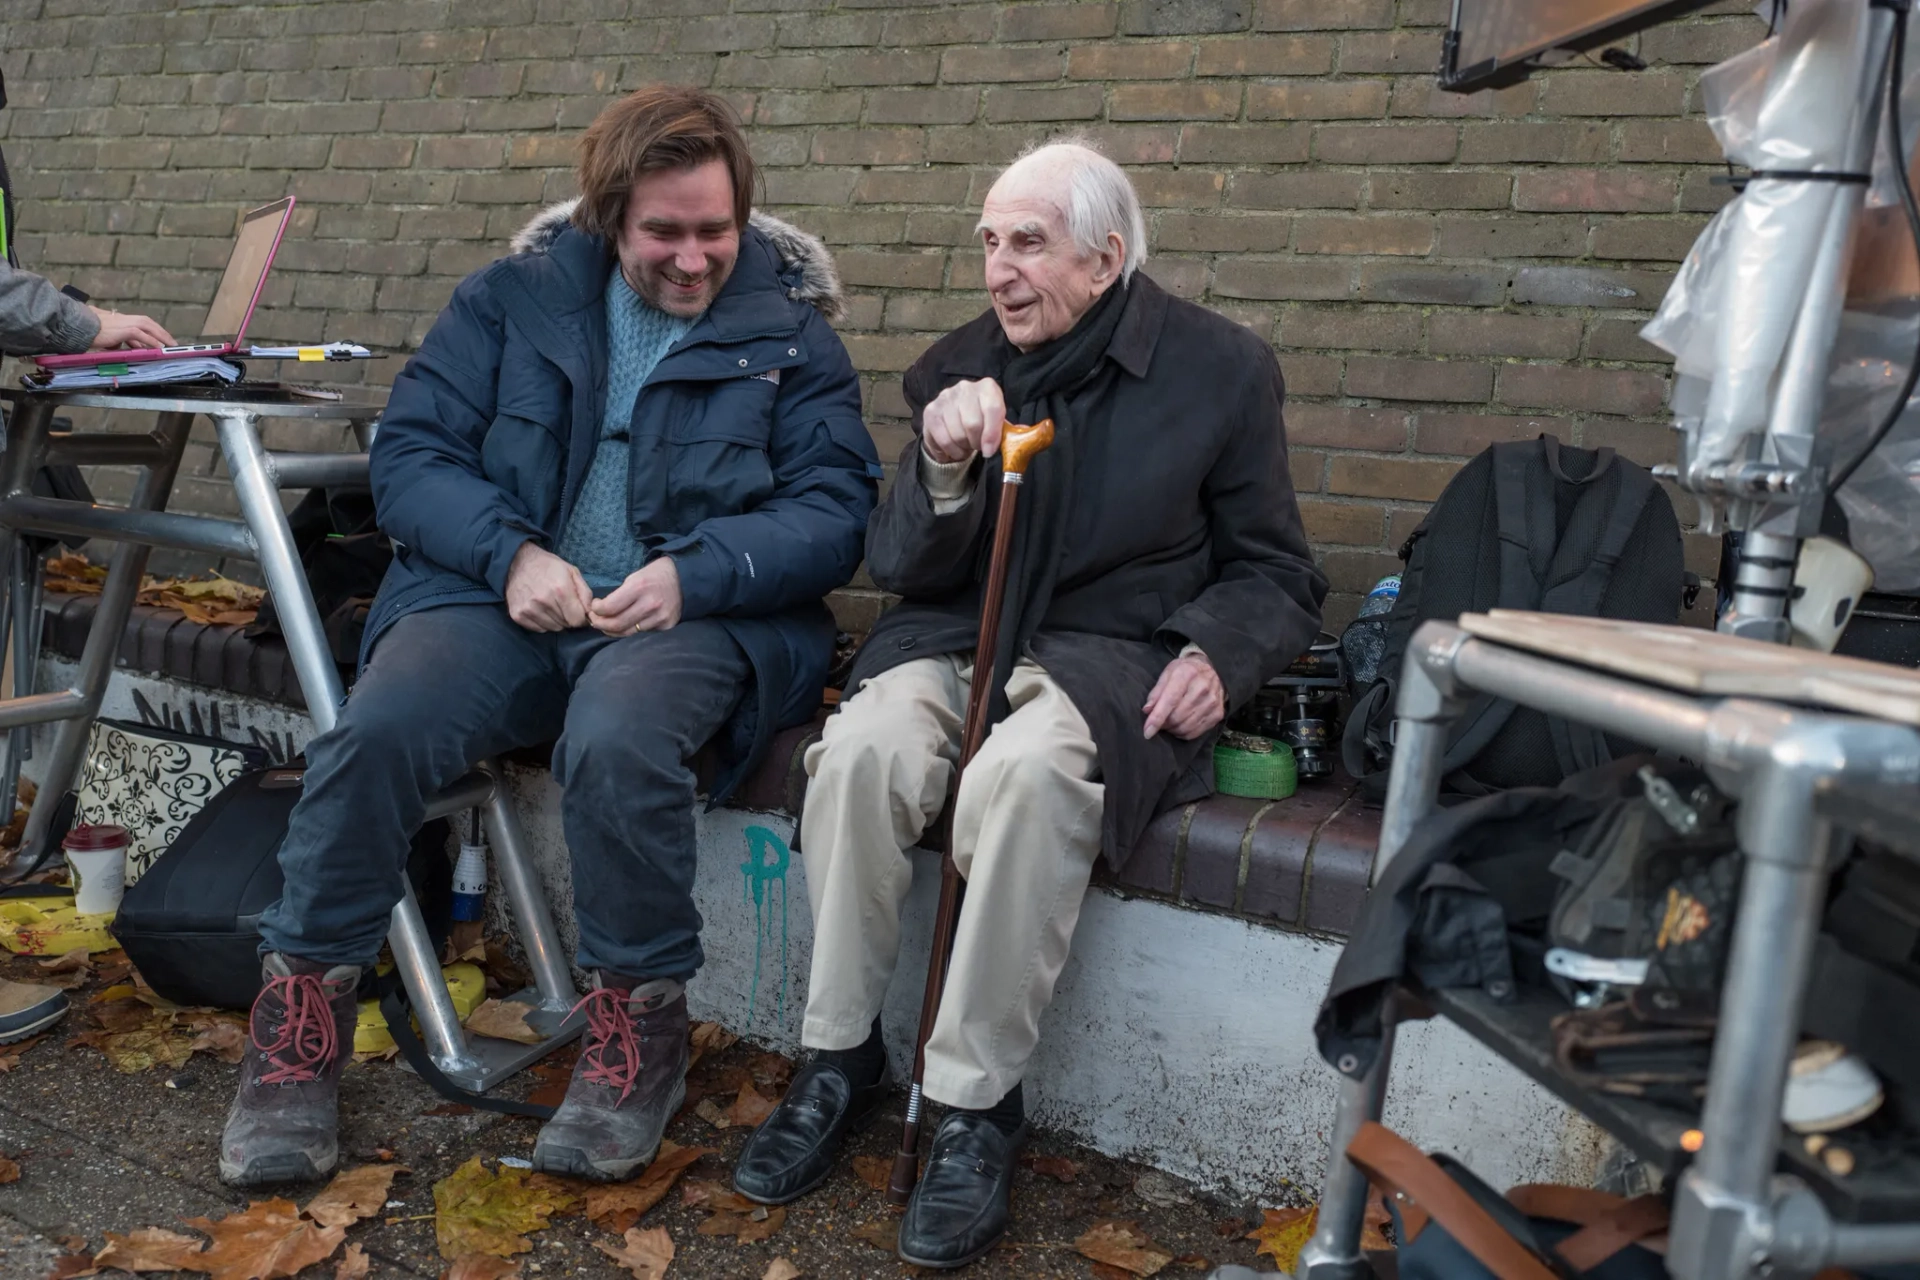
[214,409,578,1090]
[2,543,50,812]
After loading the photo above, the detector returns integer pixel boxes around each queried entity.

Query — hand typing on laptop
[85,306,173,352]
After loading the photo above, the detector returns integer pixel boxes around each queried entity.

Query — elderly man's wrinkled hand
[1142,653,1227,740]
[590,556,683,637]
[922,377,1008,465]
[505,542,594,633]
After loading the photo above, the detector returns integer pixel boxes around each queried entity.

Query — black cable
[1833,3,1920,492]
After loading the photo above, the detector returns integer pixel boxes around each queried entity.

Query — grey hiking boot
[531,974,689,1183]
[218,953,361,1188]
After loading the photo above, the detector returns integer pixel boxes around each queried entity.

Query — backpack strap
[1492,442,1552,611]
[378,976,558,1120]
[1347,1122,1560,1280]
[1507,1186,1670,1270]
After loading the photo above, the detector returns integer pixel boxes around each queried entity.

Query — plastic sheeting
[1641,0,1920,589]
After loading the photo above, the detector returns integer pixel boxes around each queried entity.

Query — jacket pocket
[662,376,779,530]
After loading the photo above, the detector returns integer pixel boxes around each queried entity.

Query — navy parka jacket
[362,204,879,802]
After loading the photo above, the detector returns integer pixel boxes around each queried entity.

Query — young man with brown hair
[219,86,877,1188]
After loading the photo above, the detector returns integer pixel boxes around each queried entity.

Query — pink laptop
[36,197,296,370]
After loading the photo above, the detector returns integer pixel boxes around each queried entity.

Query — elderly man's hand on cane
[922,378,1009,464]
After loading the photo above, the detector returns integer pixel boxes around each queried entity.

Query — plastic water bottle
[452,811,487,924]
[1342,574,1401,687]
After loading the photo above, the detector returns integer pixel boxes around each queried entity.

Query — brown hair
[573,86,756,237]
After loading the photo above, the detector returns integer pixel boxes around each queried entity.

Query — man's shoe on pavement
[0,978,67,1043]
[896,1110,1027,1269]
[532,975,688,1183]
[733,1055,889,1204]
[219,953,361,1187]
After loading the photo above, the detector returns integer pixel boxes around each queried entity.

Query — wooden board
[1458,610,1920,726]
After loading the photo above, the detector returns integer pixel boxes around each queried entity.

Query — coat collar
[937,273,1169,382]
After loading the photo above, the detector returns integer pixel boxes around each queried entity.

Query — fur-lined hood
[508,197,844,322]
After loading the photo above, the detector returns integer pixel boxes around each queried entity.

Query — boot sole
[731,1085,889,1207]
[897,1229,1010,1271]
[218,1150,332,1189]
[0,1001,67,1044]
[531,1078,685,1184]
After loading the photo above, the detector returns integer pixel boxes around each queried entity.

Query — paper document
[37,358,243,390]
[245,343,374,361]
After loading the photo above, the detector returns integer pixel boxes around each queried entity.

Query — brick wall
[0,0,1756,626]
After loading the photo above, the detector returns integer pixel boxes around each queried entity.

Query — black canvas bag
[1341,436,1686,798]
[112,764,451,1010]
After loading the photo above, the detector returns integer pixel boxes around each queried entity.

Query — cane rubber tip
[1000,419,1055,475]
[886,1151,919,1205]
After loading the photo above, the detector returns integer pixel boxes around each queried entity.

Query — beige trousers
[798,655,1104,1109]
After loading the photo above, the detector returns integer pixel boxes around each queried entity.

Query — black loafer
[732,1057,888,1205]
[897,1111,1027,1269]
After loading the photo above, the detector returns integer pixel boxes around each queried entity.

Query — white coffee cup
[63,824,129,916]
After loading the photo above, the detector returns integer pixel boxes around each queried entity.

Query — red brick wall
[0,0,1753,621]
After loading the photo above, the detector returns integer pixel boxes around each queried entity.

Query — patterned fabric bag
[72,719,269,884]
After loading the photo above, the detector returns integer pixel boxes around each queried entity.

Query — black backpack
[1341,436,1686,797]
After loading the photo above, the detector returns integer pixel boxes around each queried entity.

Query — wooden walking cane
[887,416,1056,1207]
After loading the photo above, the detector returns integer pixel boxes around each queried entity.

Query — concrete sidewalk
[0,953,1292,1280]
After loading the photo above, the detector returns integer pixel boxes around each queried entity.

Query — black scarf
[977,280,1128,724]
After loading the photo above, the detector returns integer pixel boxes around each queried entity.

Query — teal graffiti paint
[741,825,791,1031]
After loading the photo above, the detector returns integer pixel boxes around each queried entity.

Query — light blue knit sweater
[556,269,696,593]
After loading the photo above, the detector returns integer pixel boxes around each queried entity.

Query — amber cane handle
[998,418,1055,479]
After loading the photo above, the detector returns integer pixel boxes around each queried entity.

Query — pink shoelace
[249,973,339,1086]
[572,986,643,1104]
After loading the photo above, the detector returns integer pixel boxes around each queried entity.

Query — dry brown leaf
[593,1226,674,1280]
[0,1155,17,1184]
[761,1260,802,1280]
[1173,1255,1212,1270]
[332,1245,370,1280]
[1248,1207,1316,1273]
[442,1255,522,1280]
[47,1252,98,1279]
[38,948,90,974]
[583,1141,712,1234]
[1092,1265,1136,1280]
[433,1156,568,1260]
[1020,1153,1079,1183]
[745,1052,793,1092]
[1363,1188,1393,1252]
[850,1219,899,1252]
[187,1021,248,1066]
[724,1080,775,1128]
[850,1154,891,1193]
[686,1022,737,1068]
[1076,1219,1174,1277]
[520,1173,588,1220]
[697,1204,785,1243]
[306,1164,409,1229]
[91,1229,208,1275]
[0,1033,44,1071]
[678,1179,755,1213]
[693,1098,731,1129]
[184,1198,348,1280]
[463,999,542,1046]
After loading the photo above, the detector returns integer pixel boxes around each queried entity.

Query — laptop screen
[201,198,292,339]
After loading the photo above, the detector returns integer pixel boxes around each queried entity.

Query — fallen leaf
[187,1021,248,1065]
[687,1022,737,1068]
[1020,1153,1079,1183]
[185,1198,348,1280]
[68,1023,197,1074]
[433,1156,569,1260]
[678,1179,755,1213]
[762,1260,802,1280]
[1092,1265,1137,1280]
[464,999,543,1046]
[525,1076,569,1110]
[850,1219,898,1252]
[332,1245,370,1280]
[724,1080,775,1128]
[594,1226,674,1280]
[373,1148,399,1163]
[306,1164,409,1228]
[91,1229,207,1274]
[746,1052,793,1092]
[1173,1255,1212,1270]
[1076,1219,1174,1277]
[697,1205,786,1243]
[584,1141,713,1234]
[0,1034,45,1071]
[38,948,90,974]
[851,1155,891,1193]
[443,1256,521,1280]
[1248,1206,1317,1273]
[693,1098,731,1129]
[521,1173,588,1219]
[0,1155,17,1184]
[1364,1188,1394,1252]
[47,1252,97,1279]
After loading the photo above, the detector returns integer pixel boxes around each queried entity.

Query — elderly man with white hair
[733,138,1327,1266]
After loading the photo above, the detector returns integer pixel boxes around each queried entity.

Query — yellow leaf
[305,1164,409,1228]
[1075,1219,1174,1277]
[1248,1206,1318,1272]
[433,1157,566,1260]
[594,1226,674,1280]
[184,1198,347,1280]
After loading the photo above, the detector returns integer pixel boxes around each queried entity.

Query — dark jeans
[256,604,751,979]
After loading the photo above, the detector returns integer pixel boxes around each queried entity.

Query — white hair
[989,136,1148,283]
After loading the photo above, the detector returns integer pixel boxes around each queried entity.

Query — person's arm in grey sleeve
[0,263,99,357]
